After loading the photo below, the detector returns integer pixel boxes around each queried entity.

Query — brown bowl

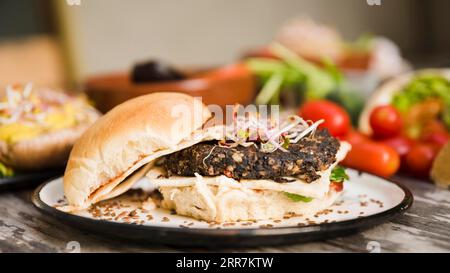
[85,63,256,113]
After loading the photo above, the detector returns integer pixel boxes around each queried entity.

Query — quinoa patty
[162,129,340,183]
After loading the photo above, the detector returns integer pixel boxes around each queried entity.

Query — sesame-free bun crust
[358,69,450,135]
[63,92,212,210]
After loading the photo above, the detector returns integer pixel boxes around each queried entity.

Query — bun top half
[63,92,212,209]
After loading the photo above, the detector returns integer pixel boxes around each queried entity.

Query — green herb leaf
[282,137,290,149]
[284,192,313,202]
[255,72,284,105]
[330,166,349,183]
[0,162,14,178]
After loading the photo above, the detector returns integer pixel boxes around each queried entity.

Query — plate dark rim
[31,171,414,238]
[0,169,64,191]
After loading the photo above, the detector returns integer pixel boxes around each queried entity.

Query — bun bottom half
[159,185,341,222]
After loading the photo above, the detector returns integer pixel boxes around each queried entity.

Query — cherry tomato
[421,120,449,147]
[342,138,400,177]
[369,105,403,139]
[330,181,344,192]
[422,131,449,148]
[382,136,414,158]
[405,143,439,179]
[339,129,369,143]
[299,100,351,137]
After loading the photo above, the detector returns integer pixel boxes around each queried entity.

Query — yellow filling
[0,104,79,143]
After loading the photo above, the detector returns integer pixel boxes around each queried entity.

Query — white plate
[32,169,412,247]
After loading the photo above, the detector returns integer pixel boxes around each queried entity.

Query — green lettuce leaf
[284,192,313,202]
[330,166,349,183]
[392,74,450,129]
[0,162,14,178]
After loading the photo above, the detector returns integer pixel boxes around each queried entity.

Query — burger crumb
[162,217,170,222]
[141,197,157,211]
[128,210,138,217]
[115,211,128,220]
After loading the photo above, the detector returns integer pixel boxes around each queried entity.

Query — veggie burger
[63,92,351,222]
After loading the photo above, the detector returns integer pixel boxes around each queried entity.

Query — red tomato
[299,100,351,137]
[342,138,400,177]
[339,129,369,143]
[421,120,449,147]
[382,136,415,171]
[369,105,403,139]
[330,181,344,192]
[405,143,439,179]
[422,131,449,147]
[382,136,414,158]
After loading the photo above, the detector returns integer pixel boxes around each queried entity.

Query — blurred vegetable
[420,120,449,148]
[369,105,403,139]
[254,73,285,106]
[381,136,414,159]
[0,162,14,178]
[299,100,351,137]
[246,43,364,121]
[338,129,369,143]
[270,43,337,99]
[341,133,400,177]
[392,74,450,130]
[326,90,364,126]
[382,136,415,170]
[346,33,374,54]
[403,99,443,139]
[405,143,439,179]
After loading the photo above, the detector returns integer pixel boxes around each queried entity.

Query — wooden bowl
[85,63,256,113]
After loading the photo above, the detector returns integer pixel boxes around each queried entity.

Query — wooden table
[0,175,449,253]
